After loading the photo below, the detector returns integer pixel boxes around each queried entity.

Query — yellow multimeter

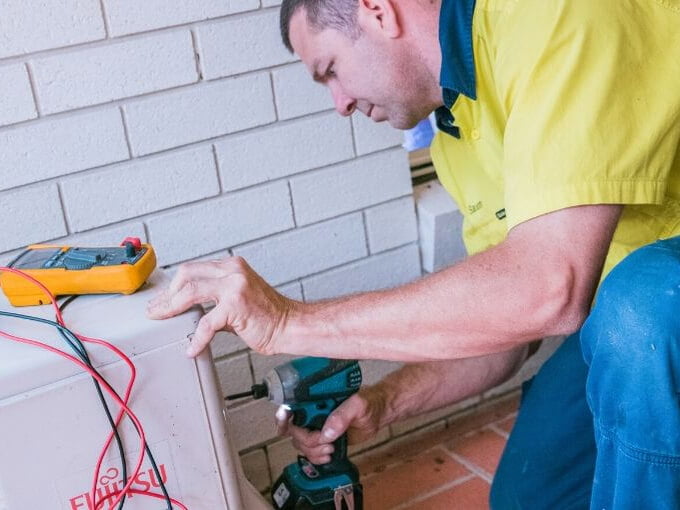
[0,237,157,306]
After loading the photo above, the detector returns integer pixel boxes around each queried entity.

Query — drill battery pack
[271,457,363,510]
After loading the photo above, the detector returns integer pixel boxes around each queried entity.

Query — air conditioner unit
[0,272,271,510]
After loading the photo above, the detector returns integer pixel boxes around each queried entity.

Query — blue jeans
[490,236,680,509]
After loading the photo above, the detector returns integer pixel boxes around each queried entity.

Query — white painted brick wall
[102,0,259,37]
[0,64,36,126]
[147,181,294,266]
[271,63,333,120]
[216,112,353,191]
[0,184,66,252]
[124,74,275,155]
[0,0,105,59]
[233,214,368,286]
[289,148,412,226]
[197,10,296,79]
[32,31,198,114]
[0,2,520,490]
[352,114,405,156]
[365,196,419,254]
[61,147,220,232]
[0,109,128,191]
[302,244,421,301]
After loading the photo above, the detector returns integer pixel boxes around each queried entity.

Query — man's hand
[276,389,386,465]
[146,257,295,357]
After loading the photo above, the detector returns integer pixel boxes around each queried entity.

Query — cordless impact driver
[227,357,363,510]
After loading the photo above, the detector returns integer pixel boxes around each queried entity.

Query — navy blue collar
[439,0,477,103]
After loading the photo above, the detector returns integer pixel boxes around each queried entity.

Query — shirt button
[471,129,480,140]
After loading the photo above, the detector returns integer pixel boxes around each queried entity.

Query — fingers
[320,395,365,442]
[147,277,218,320]
[276,407,335,465]
[147,260,227,319]
[186,305,229,357]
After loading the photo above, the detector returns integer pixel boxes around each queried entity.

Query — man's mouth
[366,105,374,118]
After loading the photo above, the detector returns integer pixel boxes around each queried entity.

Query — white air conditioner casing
[0,271,271,510]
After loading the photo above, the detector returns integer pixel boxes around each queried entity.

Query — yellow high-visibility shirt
[431,0,680,279]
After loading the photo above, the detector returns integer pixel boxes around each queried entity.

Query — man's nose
[330,84,356,116]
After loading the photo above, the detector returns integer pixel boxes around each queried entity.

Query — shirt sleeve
[497,0,680,230]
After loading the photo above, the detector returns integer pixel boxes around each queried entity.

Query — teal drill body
[264,357,363,510]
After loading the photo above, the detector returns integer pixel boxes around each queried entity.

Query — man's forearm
[276,205,621,361]
[369,345,528,428]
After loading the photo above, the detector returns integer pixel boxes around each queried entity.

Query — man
[147,0,680,507]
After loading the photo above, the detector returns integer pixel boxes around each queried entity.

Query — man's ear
[357,0,402,38]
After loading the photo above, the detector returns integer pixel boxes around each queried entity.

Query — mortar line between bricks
[361,211,372,255]
[189,29,204,81]
[55,183,72,234]
[349,117,359,157]
[389,473,477,510]
[98,0,111,38]
[119,106,134,158]
[286,181,298,227]
[269,72,280,121]
[24,62,42,117]
[211,145,224,194]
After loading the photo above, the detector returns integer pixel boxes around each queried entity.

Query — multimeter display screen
[10,248,62,269]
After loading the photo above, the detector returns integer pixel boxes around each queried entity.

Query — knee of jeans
[581,239,680,368]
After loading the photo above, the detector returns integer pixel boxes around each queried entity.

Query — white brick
[147,181,294,266]
[0,184,67,252]
[210,331,248,359]
[198,11,296,79]
[262,0,282,6]
[414,181,466,273]
[302,244,421,301]
[250,353,296,383]
[240,449,271,492]
[266,439,297,481]
[0,109,128,191]
[0,0,105,59]
[233,214,367,286]
[0,64,36,126]
[230,399,279,451]
[103,0,259,37]
[32,31,197,114]
[289,149,412,226]
[365,197,419,254]
[61,147,219,232]
[352,114,404,155]
[277,281,303,301]
[215,352,253,397]
[272,63,333,120]
[216,113,353,191]
[125,74,275,156]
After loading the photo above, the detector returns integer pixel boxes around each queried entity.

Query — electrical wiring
[57,296,174,509]
[0,267,187,509]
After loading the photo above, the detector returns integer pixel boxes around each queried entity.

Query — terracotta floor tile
[402,477,491,510]
[495,414,517,434]
[446,429,508,476]
[361,448,471,510]
[359,394,519,476]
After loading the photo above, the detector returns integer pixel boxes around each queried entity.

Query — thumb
[275,405,292,435]
[321,396,362,442]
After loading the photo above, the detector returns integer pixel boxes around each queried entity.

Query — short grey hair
[280,0,360,52]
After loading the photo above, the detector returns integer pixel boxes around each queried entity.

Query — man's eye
[326,66,336,78]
